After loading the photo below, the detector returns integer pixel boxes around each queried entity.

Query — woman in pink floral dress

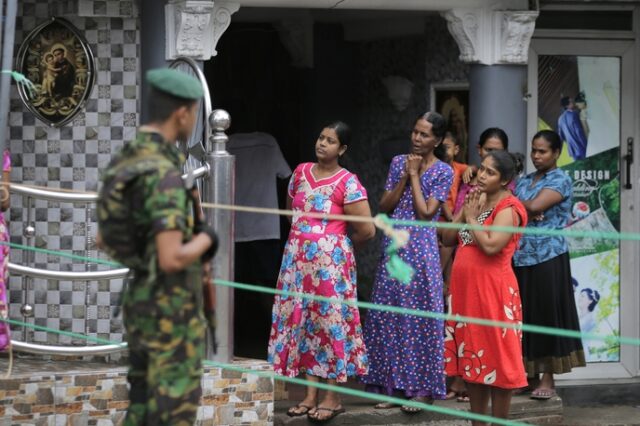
[268,122,375,422]
[0,150,11,350]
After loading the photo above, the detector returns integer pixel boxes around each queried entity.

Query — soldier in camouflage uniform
[98,68,217,425]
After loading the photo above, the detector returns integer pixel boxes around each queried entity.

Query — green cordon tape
[0,241,122,267]
[215,279,640,347]
[390,217,640,241]
[0,317,125,347]
[1,70,37,98]
[203,360,527,426]
[3,225,640,345]
[0,316,524,425]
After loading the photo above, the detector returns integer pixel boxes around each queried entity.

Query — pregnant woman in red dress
[441,150,527,425]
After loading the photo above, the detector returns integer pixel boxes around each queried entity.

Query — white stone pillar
[165,0,240,61]
[442,7,537,163]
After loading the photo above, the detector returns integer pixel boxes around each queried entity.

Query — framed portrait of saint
[16,17,95,127]
[430,82,470,162]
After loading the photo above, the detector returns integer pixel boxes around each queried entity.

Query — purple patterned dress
[362,155,452,399]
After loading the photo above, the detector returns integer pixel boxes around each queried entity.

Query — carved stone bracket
[442,8,537,65]
[165,0,239,60]
[498,11,537,64]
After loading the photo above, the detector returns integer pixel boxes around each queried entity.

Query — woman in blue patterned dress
[513,130,585,399]
[362,112,453,413]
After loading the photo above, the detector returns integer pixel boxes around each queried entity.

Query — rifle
[185,170,218,352]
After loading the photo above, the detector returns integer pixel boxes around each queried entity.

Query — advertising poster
[538,55,620,362]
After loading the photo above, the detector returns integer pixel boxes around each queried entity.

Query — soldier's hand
[195,224,218,261]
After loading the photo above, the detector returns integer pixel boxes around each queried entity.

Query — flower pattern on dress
[268,163,369,382]
[513,168,572,266]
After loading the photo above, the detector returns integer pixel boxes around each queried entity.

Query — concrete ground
[274,381,640,425]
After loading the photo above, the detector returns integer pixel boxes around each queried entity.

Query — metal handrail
[8,164,210,202]
[11,340,127,355]
[9,263,130,280]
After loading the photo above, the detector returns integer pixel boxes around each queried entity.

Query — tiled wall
[0,358,274,425]
[7,0,139,348]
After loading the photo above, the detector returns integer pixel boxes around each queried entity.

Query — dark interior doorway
[204,18,361,360]
[204,22,304,360]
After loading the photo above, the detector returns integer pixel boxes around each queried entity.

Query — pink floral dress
[0,150,11,350]
[268,162,369,382]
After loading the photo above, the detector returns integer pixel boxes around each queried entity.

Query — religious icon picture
[430,82,470,163]
[16,17,95,127]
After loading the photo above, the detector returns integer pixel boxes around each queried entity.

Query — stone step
[275,394,564,425]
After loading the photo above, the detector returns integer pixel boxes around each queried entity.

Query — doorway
[528,38,639,380]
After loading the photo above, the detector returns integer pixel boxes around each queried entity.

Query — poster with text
[538,55,620,362]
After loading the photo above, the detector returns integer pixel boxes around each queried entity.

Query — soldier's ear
[173,105,190,125]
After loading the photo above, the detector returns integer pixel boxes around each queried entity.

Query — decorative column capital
[442,8,537,65]
[165,0,239,60]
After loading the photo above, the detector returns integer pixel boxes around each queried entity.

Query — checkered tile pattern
[7,0,139,349]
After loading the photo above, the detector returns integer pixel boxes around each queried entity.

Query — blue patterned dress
[362,155,452,399]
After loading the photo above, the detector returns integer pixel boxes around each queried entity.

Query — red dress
[444,196,528,389]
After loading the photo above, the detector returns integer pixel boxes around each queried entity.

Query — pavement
[274,381,640,426]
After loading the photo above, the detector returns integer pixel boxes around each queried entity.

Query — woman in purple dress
[362,112,453,412]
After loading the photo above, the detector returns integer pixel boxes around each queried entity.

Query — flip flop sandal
[401,397,433,414]
[374,402,399,409]
[530,388,557,400]
[513,386,531,396]
[307,406,345,423]
[444,390,458,400]
[456,392,470,403]
[286,404,314,417]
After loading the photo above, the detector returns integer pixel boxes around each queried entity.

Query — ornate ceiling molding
[442,8,537,65]
[165,0,239,60]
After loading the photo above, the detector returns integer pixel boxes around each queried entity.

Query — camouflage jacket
[98,131,202,311]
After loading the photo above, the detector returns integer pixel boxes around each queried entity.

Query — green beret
[146,68,204,100]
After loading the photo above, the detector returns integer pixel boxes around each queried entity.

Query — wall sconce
[381,75,414,111]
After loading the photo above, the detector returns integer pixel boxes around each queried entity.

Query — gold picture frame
[16,17,95,127]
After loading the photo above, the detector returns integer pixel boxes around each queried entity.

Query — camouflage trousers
[123,280,206,426]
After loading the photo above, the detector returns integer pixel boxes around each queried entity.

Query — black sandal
[308,406,345,422]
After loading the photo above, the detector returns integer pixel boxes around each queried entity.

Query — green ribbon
[1,70,37,98]
[385,241,414,284]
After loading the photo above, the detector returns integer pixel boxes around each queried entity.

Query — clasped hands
[400,154,422,180]
[462,189,485,223]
